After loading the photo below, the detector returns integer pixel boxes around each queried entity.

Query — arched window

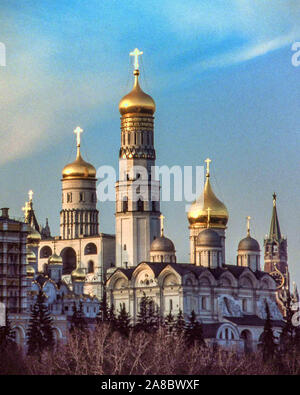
[40,246,52,259]
[61,247,76,275]
[88,260,94,273]
[201,296,207,310]
[84,243,97,255]
[137,198,144,212]
[122,197,128,213]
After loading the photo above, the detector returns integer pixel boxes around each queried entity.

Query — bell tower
[115,49,161,268]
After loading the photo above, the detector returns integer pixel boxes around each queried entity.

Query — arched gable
[260,274,276,290]
[182,272,198,287]
[239,270,257,289]
[219,272,237,288]
[198,270,216,287]
[158,266,182,287]
[107,270,130,291]
[131,262,157,288]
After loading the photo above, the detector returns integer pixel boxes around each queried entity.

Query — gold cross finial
[205,158,211,177]
[246,216,251,236]
[207,207,211,228]
[130,48,143,71]
[74,126,83,148]
[160,214,165,237]
[28,190,33,201]
[273,192,277,207]
[22,201,30,221]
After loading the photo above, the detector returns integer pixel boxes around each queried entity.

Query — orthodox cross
[74,126,83,148]
[273,192,277,207]
[160,214,165,237]
[22,202,29,221]
[205,158,211,177]
[246,216,251,236]
[130,48,143,71]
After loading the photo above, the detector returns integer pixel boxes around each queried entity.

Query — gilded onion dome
[26,265,35,278]
[188,159,229,228]
[71,267,86,282]
[48,253,63,266]
[119,69,155,116]
[62,127,96,180]
[27,226,41,244]
[26,247,36,263]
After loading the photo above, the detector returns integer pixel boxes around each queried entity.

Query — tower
[264,193,288,289]
[115,48,160,268]
[187,159,229,265]
[237,216,260,272]
[61,127,99,239]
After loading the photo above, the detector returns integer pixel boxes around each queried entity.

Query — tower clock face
[269,271,285,289]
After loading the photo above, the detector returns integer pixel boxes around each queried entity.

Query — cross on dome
[74,126,83,148]
[160,214,165,237]
[130,48,143,71]
[246,216,251,236]
[205,158,211,177]
[273,192,277,207]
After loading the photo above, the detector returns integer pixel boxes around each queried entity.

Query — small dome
[26,265,35,278]
[150,236,175,252]
[48,253,63,265]
[119,70,155,116]
[238,236,260,251]
[188,174,228,228]
[71,267,86,282]
[62,151,96,180]
[196,229,221,247]
[27,227,41,243]
[27,247,36,263]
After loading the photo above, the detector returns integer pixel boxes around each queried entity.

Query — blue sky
[0,1,299,285]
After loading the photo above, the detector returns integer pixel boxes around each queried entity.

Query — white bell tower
[115,49,161,268]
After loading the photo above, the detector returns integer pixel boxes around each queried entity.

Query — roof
[269,203,281,241]
[225,315,284,328]
[108,262,272,282]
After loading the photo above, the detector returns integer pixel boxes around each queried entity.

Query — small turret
[237,216,260,271]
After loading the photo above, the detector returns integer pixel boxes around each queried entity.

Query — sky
[0,1,299,286]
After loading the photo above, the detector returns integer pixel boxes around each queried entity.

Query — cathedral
[1,49,297,351]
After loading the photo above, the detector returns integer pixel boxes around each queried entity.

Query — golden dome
[62,150,96,180]
[48,253,63,265]
[188,162,229,228]
[27,227,41,244]
[71,267,86,282]
[26,265,35,278]
[119,70,155,116]
[27,247,36,263]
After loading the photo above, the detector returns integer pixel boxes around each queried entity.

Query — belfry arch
[61,247,76,275]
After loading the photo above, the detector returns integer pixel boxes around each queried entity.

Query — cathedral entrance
[61,247,76,275]
[241,330,253,353]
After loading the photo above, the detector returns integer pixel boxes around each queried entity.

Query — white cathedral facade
[6,49,297,351]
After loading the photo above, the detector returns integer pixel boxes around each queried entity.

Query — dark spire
[269,193,281,241]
